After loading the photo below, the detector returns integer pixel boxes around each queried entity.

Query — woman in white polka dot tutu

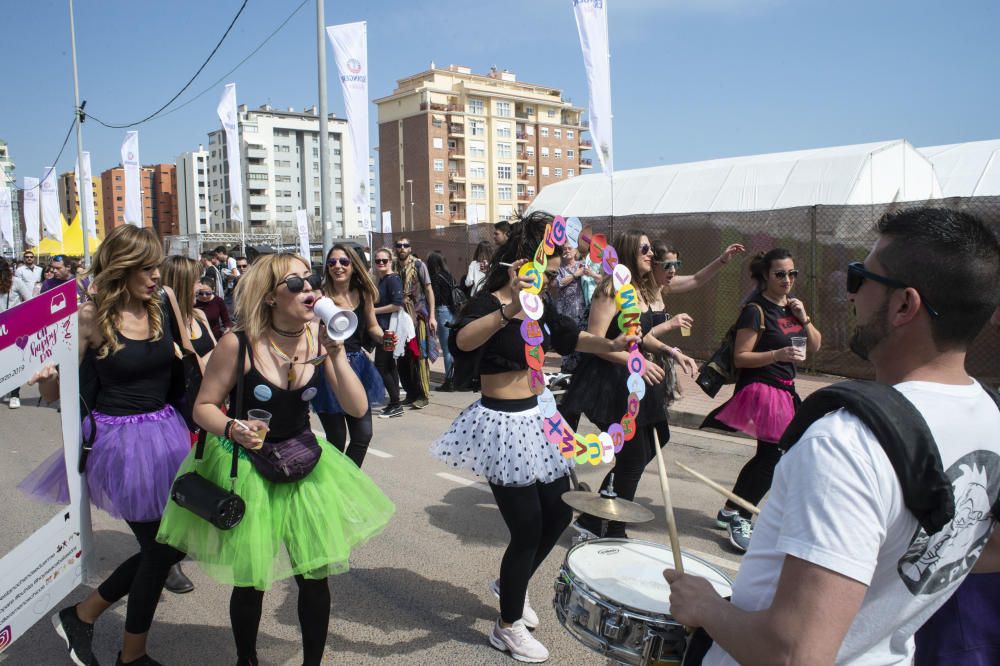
[430,212,637,663]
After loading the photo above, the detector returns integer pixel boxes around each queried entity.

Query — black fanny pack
[245,430,322,483]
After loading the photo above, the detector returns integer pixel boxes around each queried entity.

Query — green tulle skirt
[157,433,395,590]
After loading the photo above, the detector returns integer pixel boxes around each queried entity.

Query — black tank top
[190,318,215,358]
[91,301,175,416]
[229,332,321,441]
[341,296,366,354]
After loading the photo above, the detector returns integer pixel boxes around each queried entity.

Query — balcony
[448,124,465,136]
[249,195,269,205]
[580,158,593,168]
[246,147,267,159]
[449,191,466,201]
[448,149,465,159]
[517,173,529,181]
[247,163,268,175]
[249,210,269,222]
[515,132,528,142]
[579,139,593,149]
[515,111,529,120]
[516,151,529,162]
[449,169,466,182]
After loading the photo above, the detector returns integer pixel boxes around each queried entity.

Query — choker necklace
[272,324,305,337]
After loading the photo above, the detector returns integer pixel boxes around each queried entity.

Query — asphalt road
[1,385,754,665]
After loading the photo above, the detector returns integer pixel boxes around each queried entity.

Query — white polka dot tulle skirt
[430,397,573,487]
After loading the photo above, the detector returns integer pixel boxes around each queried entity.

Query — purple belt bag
[246,430,322,483]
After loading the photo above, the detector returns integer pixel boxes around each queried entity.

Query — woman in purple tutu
[701,248,822,552]
[311,244,386,468]
[21,224,193,666]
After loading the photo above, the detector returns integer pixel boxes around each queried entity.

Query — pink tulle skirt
[711,381,797,443]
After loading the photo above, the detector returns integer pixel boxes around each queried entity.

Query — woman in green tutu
[157,253,395,666]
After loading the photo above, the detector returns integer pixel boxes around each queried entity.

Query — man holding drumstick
[665,207,1000,665]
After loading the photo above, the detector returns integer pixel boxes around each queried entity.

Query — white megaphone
[312,297,358,341]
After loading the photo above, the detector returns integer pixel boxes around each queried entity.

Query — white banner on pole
[121,131,142,226]
[40,167,62,242]
[573,0,614,176]
[295,210,311,260]
[217,83,245,253]
[75,152,97,237]
[23,177,40,248]
[326,21,370,228]
[0,187,13,249]
[380,210,392,247]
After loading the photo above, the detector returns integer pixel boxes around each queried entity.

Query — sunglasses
[237,264,248,270]
[197,290,214,297]
[639,244,652,256]
[661,260,683,271]
[774,270,799,280]
[395,242,410,249]
[846,262,940,318]
[374,258,391,265]
[281,273,323,293]
[327,257,351,267]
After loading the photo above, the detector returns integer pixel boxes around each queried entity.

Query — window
[567,149,575,159]
[434,182,444,194]
[526,125,535,136]
[568,169,575,177]
[498,184,512,200]
[497,165,512,180]
[470,183,486,199]
[525,106,535,116]
[448,139,457,150]
[497,142,512,159]
[554,148,562,158]
[335,177,341,184]
[468,98,485,114]
[433,159,445,172]
[496,122,511,138]
[495,101,512,117]
[567,130,575,139]
[554,128,562,139]
[527,166,535,177]
[540,127,549,138]
[334,148,341,156]
[554,168,562,177]
[547,109,556,118]
[469,162,486,179]
[313,177,320,186]
[527,186,536,196]
[526,146,535,157]
[432,117,443,128]
[313,162,319,170]
[469,119,485,137]
[469,140,486,158]
[432,137,444,149]
[435,203,445,214]
[541,147,549,157]
[312,148,319,157]
[450,204,458,215]
[541,166,550,177]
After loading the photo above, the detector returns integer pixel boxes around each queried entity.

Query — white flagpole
[68,0,90,265]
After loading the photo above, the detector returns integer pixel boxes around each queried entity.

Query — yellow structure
[32,211,102,256]
[57,171,104,240]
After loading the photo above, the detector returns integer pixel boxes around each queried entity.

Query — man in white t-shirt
[665,207,1000,665]
[15,250,42,290]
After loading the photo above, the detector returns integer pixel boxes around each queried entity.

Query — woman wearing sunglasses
[157,253,394,666]
[372,247,405,418]
[311,244,386,468]
[563,229,693,540]
[702,248,821,552]
[194,278,232,340]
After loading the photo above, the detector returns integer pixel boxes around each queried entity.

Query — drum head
[566,539,733,616]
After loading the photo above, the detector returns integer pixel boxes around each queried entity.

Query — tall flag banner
[23,177,40,247]
[0,187,13,249]
[40,167,62,242]
[381,210,392,246]
[217,83,244,232]
[75,152,97,235]
[573,0,614,176]
[326,21,370,229]
[295,209,310,260]
[121,131,142,226]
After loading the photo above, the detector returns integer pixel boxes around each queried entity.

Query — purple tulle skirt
[311,351,386,415]
[708,380,797,443]
[18,404,191,522]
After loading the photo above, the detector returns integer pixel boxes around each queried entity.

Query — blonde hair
[160,256,201,321]
[234,253,310,344]
[89,225,165,358]
[323,244,378,303]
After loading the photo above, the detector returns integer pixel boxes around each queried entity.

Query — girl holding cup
[701,248,821,552]
[372,247,405,418]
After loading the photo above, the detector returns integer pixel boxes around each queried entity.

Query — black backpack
[779,379,1000,535]
[440,272,467,315]
[695,303,764,398]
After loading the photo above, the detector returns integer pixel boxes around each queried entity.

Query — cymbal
[561,491,655,524]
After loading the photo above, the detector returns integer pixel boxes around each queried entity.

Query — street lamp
[406,179,414,231]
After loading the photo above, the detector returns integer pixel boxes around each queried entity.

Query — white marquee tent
[528,138,998,218]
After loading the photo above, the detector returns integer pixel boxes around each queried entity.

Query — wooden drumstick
[675,460,760,516]
[651,427,684,573]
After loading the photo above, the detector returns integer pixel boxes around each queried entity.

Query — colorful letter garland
[519,215,644,466]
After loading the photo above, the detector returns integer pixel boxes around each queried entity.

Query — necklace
[272,323,305,337]
[268,326,317,384]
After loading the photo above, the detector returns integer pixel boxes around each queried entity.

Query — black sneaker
[411,398,429,409]
[115,653,164,666]
[378,405,404,418]
[435,380,454,392]
[52,606,99,666]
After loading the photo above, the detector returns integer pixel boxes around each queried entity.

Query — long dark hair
[0,258,11,294]
[749,248,793,289]
[426,251,450,278]
[482,211,558,294]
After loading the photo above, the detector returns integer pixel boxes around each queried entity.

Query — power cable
[4,115,78,191]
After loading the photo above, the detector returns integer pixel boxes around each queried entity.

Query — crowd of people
[4,205,999,665]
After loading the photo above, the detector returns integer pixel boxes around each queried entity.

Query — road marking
[436,472,492,492]
[672,425,755,447]
[313,430,393,458]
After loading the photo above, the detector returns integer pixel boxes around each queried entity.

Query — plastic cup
[246,409,272,443]
[790,336,807,360]
[681,325,692,337]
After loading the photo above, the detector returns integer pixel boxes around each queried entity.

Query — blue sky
[2,0,998,187]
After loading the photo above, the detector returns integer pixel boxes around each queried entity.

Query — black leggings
[727,440,782,519]
[398,351,427,401]
[96,520,185,634]
[318,409,372,468]
[374,347,401,407]
[231,576,330,666]
[490,476,573,624]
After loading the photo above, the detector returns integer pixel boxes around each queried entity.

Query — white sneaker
[8,397,20,409]
[489,619,549,663]
[489,579,539,629]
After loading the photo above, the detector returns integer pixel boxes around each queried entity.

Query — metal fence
[371,196,1000,384]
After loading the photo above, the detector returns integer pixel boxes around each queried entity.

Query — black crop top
[88,299,176,416]
[191,318,215,358]
[229,332,320,441]
[452,291,580,375]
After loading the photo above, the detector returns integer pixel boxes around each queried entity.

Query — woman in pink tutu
[701,248,821,552]
[20,224,193,666]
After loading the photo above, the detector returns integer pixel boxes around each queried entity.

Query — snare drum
[554,539,733,665]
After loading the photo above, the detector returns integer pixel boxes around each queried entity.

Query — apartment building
[176,145,210,236]
[206,105,373,240]
[0,140,21,251]
[57,170,104,236]
[100,164,177,240]
[375,65,592,231]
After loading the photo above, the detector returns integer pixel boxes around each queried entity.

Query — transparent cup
[246,409,273,444]
[790,336,807,361]
[681,324,692,337]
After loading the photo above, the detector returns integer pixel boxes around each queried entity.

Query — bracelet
[672,346,682,358]
[224,419,235,440]
[498,303,510,325]
[771,350,777,362]
[801,318,811,326]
